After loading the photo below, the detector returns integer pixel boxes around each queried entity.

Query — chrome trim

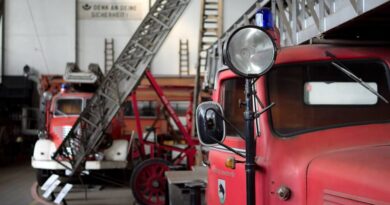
[209,145,246,155]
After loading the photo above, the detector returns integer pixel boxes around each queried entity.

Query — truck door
[206,75,249,205]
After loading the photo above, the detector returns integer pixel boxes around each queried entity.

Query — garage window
[170,101,190,116]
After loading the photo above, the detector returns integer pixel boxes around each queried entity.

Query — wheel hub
[152,180,160,188]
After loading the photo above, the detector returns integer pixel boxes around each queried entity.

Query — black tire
[36,169,50,187]
[130,158,171,205]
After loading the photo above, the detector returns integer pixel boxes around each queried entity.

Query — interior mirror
[196,102,226,145]
[223,25,277,78]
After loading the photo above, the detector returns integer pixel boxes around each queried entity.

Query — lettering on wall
[78,0,143,20]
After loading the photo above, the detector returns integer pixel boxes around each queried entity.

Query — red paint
[145,71,198,168]
[206,45,390,205]
[131,92,146,157]
[145,71,196,147]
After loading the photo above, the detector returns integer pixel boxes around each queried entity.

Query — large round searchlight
[223,25,277,77]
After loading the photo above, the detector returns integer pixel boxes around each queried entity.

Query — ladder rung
[204,19,217,24]
[104,83,119,95]
[150,15,169,28]
[202,34,218,38]
[99,91,120,106]
[86,110,100,120]
[156,13,169,21]
[203,28,218,32]
[135,42,153,54]
[204,15,218,19]
[80,117,98,128]
[202,42,214,46]
[116,64,134,76]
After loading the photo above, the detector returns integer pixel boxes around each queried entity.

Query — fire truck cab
[196,26,390,205]
[31,89,129,185]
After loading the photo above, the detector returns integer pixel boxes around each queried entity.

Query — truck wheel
[36,169,50,187]
[130,158,170,205]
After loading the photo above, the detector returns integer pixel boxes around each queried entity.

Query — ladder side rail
[203,1,270,90]
[185,40,190,75]
[203,47,213,89]
[210,42,220,89]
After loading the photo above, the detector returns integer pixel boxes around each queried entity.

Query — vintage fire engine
[196,1,390,205]
[30,64,130,185]
[31,64,194,187]
[32,1,197,204]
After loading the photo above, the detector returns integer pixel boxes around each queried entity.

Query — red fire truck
[196,5,390,205]
[31,69,195,187]
[31,71,130,185]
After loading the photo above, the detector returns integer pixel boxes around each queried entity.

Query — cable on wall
[26,0,49,74]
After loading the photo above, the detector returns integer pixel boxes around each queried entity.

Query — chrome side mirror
[196,102,225,145]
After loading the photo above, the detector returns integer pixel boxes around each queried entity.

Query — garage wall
[77,0,148,73]
[3,0,255,76]
[4,0,76,75]
[151,0,255,75]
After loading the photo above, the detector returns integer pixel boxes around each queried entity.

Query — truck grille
[53,126,72,139]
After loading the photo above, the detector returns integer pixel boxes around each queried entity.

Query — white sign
[78,0,143,20]
[41,174,59,191]
[304,82,378,105]
[54,183,73,204]
[43,180,61,199]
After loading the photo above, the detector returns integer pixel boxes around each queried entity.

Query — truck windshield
[55,98,83,116]
[268,59,390,137]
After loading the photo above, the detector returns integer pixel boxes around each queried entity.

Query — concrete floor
[0,162,35,205]
[0,161,136,205]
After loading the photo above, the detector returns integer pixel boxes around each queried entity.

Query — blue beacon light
[255,7,273,29]
[61,83,70,93]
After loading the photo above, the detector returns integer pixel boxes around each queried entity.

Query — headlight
[94,152,104,161]
[223,25,277,77]
[42,91,53,101]
[38,130,48,139]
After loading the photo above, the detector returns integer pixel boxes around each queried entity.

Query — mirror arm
[206,108,245,140]
[251,77,260,87]
[254,94,265,109]
[202,157,210,167]
[254,102,275,118]
[251,81,265,109]
[209,136,246,158]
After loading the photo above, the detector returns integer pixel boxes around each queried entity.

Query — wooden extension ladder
[179,39,190,76]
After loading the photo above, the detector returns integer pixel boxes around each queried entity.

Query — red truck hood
[307,145,390,204]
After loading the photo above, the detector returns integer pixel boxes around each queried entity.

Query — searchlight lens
[224,26,276,77]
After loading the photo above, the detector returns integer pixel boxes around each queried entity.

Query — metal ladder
[196,0,223,74]
[104,38,115,74]
[193,0,223,135]
[179,39,190,76]
[53,0,191,175]
[203,0,390,90]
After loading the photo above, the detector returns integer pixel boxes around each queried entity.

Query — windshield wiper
[325,51,389,104]
[56,109,69,117]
